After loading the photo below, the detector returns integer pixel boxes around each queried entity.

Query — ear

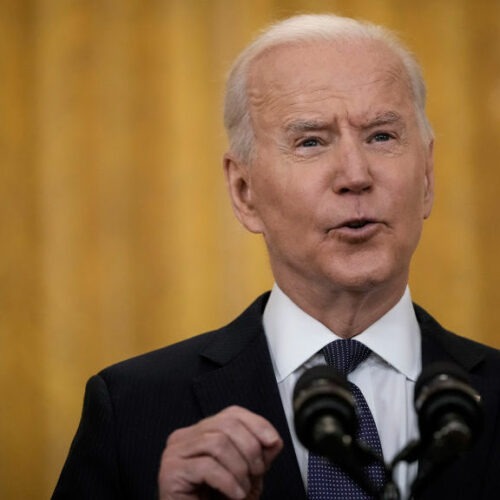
[423,139,435,219]
[223,152,264,233]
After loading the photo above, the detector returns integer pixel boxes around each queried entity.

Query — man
[53,14,500,500]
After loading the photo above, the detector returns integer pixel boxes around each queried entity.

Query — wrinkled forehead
[246,39,414,120]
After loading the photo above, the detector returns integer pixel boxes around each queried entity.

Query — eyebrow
[284,111,404,135]
[361,111,402,129]
[284,119,330,135]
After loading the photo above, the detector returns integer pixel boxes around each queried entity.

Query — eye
[298,137,321,148]
[370,132,394,143]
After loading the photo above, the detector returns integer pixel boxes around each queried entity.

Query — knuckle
[209,432,232,457]
[165,427,187,447]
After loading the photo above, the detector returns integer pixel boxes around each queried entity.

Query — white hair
[223,14,433,163]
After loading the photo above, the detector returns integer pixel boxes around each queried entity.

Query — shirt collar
[263,284,421,383]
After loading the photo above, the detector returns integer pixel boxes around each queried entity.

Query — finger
[159,454,247,500]
[160,407,283,498]
[168,429,253,491]
[220,406,284,471]
[214,415,279,475]
[219,406,282,448]
[193,406,283,475]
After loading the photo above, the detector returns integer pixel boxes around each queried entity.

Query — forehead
[247,40,414,125]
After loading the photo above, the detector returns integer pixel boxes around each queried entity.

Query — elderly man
[53,14,500,500]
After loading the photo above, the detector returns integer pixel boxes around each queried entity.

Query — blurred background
[1,0,499,497]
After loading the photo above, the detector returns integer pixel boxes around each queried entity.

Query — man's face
[226,40,434,300]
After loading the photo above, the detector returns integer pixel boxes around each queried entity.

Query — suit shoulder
[97,292,270,388]
[414,303,500,370]
[98,328,220,387]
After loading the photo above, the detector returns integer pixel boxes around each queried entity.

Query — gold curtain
[1,0,499,497]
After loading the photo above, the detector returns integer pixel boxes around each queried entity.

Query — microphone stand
[378,439,422,500]
[319,430,403,499]
[321,435,426,499]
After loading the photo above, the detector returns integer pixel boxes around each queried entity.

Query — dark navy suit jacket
[52,293,500,499]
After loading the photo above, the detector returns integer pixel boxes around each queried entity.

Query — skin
[158,406,283,499]
[159,38,434,499]
[225,39,434,337]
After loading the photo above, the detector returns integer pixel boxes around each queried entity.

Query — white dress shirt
[263,284,421,500]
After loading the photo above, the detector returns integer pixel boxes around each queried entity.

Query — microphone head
[293,364,357,454]
[414,362,483,450]
[415,361,470,395]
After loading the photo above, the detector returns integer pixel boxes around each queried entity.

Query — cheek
[252,167,301,215]
[397,183,427,243]
[253,178,321,245]
[251,180,291,234]
[393,164,429,213]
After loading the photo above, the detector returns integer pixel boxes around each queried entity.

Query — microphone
[293,365,383,496]
[412,362,483,494]
[293,364,357,458]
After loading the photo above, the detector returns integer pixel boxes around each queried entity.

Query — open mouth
[327,218,382,238]
[342,219,374,229]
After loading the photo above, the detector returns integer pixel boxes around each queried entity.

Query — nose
[331,136,373,195]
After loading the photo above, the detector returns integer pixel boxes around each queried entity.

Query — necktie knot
[322,339,372,376]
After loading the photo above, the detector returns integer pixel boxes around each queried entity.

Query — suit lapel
[415,304,494,499]
[417,304,486,370]
[192,294,307,499]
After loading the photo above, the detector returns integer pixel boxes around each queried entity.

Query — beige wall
[1,0,499,497]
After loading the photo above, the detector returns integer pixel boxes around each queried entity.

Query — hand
[158,405,283,499]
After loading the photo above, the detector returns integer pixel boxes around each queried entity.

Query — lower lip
[329,222,382,242]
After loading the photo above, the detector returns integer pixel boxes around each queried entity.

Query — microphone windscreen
[293,364,349,399]
[414,361,470,399]
[293,364,356,452]
[414,361,483,444]
[411,362,484,496]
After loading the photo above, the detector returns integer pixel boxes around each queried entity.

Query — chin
[325,262,398,293]
[332,276,383,294]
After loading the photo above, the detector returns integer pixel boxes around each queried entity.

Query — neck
[276,279,407,338]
